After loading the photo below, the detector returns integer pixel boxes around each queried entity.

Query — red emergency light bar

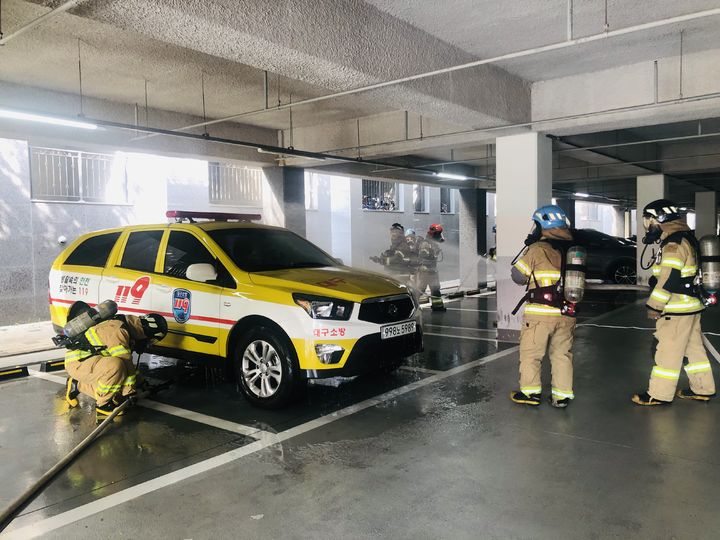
[166,210,262,223]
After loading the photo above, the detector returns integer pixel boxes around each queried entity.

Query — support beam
[459,188,487,289]
[282,167,306,237]
[695,191,718,237]
[496,133,552,342]
[636,174,667,285]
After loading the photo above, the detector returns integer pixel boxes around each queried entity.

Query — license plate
[380,321,416,340]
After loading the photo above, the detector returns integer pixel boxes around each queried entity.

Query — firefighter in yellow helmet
[510,205,577,408]
[631,199,716,405]
[64,312,168,419]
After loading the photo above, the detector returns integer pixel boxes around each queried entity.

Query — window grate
[30,147,128,203]
[362,179,399,211]
[208,162,263,206]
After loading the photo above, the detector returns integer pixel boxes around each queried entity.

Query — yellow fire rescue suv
[49,211,423,408]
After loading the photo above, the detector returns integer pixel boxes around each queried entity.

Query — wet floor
[2,291,720,539]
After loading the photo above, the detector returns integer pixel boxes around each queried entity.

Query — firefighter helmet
[390,222,404,231]
[428,224,445,242]
[642,199,683,223]
[532,205,570,230]
[140,313,168,341]
[405,228,416,237]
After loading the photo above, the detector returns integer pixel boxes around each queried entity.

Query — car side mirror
[333,257,344,265]
[186,263,218,283]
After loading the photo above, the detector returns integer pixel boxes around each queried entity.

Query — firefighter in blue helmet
[510,205,577,408]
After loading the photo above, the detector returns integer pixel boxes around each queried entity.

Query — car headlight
[292,294,353,320]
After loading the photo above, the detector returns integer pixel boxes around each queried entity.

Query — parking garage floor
[2,291,720,539]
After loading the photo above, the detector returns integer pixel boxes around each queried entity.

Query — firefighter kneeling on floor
[64,312,168,418]
[632,199,716,405]
[510,205,581,408]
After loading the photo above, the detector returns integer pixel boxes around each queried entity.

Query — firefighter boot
[65,377,79,408]
[510,391,541,406]
[631,391,671,406]
[430,296,446,312]
[549,397,570,409]
[676,388,716,402]
[95,401,125,421]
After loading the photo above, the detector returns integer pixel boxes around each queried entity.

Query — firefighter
[370,223,414,276]
[64,313,168,418]
[416,224,446,312]
[510,205,576,408]
[631,199,716,405]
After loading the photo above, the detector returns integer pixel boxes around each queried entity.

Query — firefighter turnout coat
[645,221,715,401]
[512,227,576,400]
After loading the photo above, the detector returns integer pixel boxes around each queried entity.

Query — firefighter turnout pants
[65,355,137,407]
[648,314,715,402]
[519,317,576,400]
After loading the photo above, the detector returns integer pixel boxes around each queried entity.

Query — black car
[572,229,637,284]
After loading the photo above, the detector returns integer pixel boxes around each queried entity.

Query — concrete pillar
[496,133,553,341]
[695,191,718,237]
[459,188,487,289]
[555,198,576,227]
[282,167,306,237]
[636,174,667,286]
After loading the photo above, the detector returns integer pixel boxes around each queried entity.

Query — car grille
[358,294,415,324]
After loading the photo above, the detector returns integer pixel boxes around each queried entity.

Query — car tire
[234,325,303,409]
[608,261,637,285]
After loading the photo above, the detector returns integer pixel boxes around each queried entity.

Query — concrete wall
[304,172,460,284]
[0,137,282,325]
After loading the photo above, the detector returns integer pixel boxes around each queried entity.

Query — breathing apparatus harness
[645,230,718,307]
[511,230,583,317]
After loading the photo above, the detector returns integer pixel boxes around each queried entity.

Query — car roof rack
[166,210,262,223]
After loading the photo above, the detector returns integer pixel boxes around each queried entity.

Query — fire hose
[0,378,174,534]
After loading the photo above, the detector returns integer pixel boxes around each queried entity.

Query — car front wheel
[609,261,637,285]
[234,326,302,409]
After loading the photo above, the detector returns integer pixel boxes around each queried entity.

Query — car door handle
[104,277,120,283]
[155,285,172,293]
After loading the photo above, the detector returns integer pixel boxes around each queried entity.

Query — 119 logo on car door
[172,288,192,323]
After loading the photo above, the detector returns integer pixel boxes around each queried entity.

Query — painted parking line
[8,345,519,540]
[26,369,269,440]
[398,365,442,375]
[424,324,496,333]
[424,332,517,344]
[444,308,497,313]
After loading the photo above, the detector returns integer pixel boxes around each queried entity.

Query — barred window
[30,147,128,203]
[208,162,263,206]
[362,179,400,211]
[441,187,457,214]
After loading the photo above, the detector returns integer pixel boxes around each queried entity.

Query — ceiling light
[574,192,590,198]
[0,108,97,130]
[435,172,469,180]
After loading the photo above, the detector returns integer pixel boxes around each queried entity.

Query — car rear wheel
[609,262,637,285]
[234,326,302,409]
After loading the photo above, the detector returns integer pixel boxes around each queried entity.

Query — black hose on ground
[0,397,133,533]
[0,377,176,534]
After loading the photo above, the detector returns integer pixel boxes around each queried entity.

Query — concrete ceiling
[0,0,394,130]
[365,0,720,80]
[0,0,719,204]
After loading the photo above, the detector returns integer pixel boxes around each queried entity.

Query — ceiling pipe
[160,7,720,135]
[554,131,720,153]
[0,0,86,46]
[280,90,720,162]
[0,106,485,181]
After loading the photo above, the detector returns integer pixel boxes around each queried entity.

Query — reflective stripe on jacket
[513,229,572,318]
[647,223,704,316]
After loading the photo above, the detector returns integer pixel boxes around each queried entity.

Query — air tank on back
[564,245,587,303]
[699,235,720,293]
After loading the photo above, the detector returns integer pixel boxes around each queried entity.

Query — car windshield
[208,228,337,272]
